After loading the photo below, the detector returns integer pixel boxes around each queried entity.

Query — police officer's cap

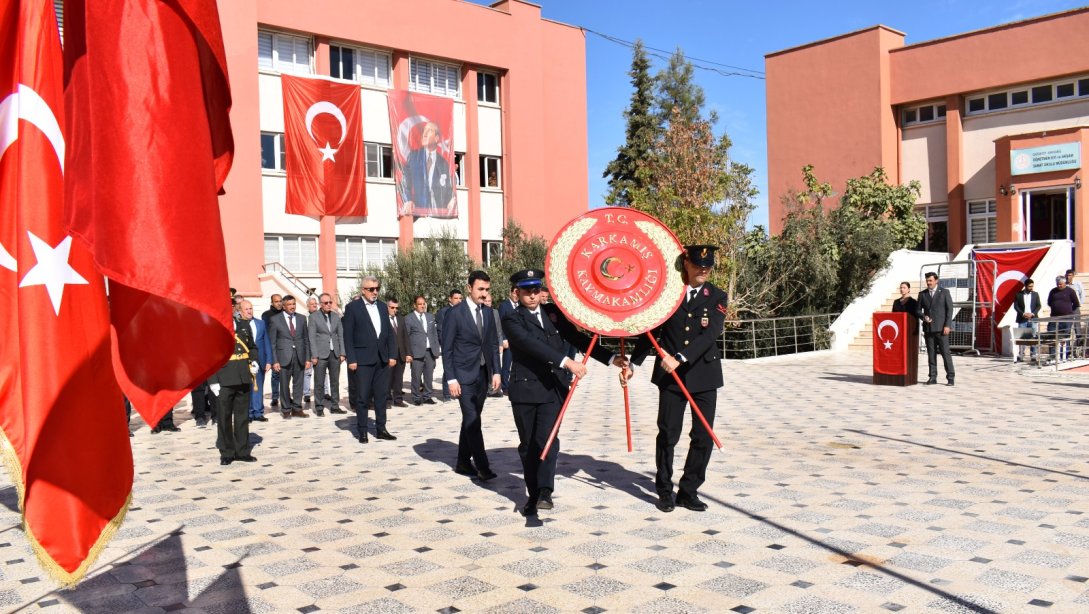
[684,245,718,267]
[510,269,546,289]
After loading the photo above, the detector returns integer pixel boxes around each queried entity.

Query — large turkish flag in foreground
[282,75,366,216]
[973,246,1048,350]
[62,0,236,426]
[0,0,132,584]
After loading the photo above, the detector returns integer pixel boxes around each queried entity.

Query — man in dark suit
[260,294,283,408]
[343,276,398,443]
[309,293,346,417]
[436,289,463,402]
[209,318,259,466]
[629,245,728,514]
[386,297,409,409]
[1014,278,1041,363]
[238,300,272,422]
[267,295,311,417]
[405,295,440,405]
[502,269,621,516]
[441,271,501,480]
[401,121,456,214]
[917,271,955,385]
[498,287,518,394]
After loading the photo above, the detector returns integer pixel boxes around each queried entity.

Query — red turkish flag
[872,312,908,375]
[972,246,1048,348]
[0,0,132,583]
[62,0,236,426]
[282,75,366,216]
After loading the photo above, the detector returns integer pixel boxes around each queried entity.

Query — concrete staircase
[848,281,922,352]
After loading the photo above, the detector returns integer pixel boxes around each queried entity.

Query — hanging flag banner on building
[63,0,236,428]
[972,245,1048,345]
[1,0,132,584]
[387,90,457,219]
[282,75,366,216]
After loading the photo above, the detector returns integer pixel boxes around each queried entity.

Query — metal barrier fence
[1012,313,1089,369]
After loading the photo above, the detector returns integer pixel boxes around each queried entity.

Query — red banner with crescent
[388,89,457,219]
[282,74,365,216]
[873,312,908,375]
[547,208,684,337]
[972,246,1048,347]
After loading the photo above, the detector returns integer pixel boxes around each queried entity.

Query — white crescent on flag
[304,101,348,162]
[876,318,900,350]
[993,270,1028,296]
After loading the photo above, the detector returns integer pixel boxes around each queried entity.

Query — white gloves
[249,361,259,376]
[210,383,221,396]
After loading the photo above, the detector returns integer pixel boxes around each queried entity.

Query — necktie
[475,306,486,366]
[288,315,295,336]
[531,310,543,328]
[419,312,426,332]
[324,312,330,328]
[391,316,397,331]
[687,288,697,304]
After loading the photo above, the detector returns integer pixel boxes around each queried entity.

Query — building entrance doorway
[1021,187,1076,261]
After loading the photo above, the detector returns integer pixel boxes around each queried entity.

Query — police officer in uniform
[628,245,728,513]
[210,319,260,466]
[501,269,623,516]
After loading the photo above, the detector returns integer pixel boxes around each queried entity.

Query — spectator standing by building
[261,294,284,408]
[1048,274,1080,362]
[309,293,346,417]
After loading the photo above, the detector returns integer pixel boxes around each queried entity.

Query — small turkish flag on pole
[62,0,236,426]
[0,0,132,584]
[282,74,366,216]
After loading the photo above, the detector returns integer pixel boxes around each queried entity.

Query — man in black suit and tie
[405,295,440,405]
[1014,278,1041,363]
[628,245,729,514]
[502,269,622,516]
[267,295,311,418]
[386,297,410,409]
[441,271,501,480]
[917,271,955,385]
[343,276,398,443]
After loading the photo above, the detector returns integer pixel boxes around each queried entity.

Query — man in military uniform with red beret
[627,245,728,513]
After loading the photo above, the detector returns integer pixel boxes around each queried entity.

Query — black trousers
[353,361,390,438]
[279,358,305,410]
[456,367,490,470]
[216,382,252,459]
[512,396,560,497]
[389,359,406,403]
[656,387,717,497]
[190,380,215,422]
[923,331,955,380]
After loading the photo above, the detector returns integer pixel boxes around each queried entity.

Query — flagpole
[540,334,598,460]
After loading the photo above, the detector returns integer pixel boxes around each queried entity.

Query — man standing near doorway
[918,272,955,385]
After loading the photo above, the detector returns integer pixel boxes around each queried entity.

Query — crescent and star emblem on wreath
[876,319,900,350]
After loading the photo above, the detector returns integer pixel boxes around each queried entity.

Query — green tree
[602,40,658,207]
[654,47,706,128]
[362,228,477,313]
[484,219,548,294]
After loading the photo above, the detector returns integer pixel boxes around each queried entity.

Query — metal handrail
[1014,312,1089,370]
[262,261,313,298]
[720,313,839,359]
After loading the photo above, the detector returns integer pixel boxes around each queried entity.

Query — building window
[480,156,500,188]
[915,204,948,253]
[258,31,312,74]
[265,235,319,273]
[336,237,396,272]
[329,44,391,87]
[454,152,464,186]
[902,102,945,126]
[967,200,997,244]
[260,132,286,171]
[364,142,393,179]
[410,57,461,98]
[482,241,503,266]
[965,73,1089,116]
[477,71,499,104]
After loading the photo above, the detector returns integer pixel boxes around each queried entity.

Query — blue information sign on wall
[1010,142,1081,176]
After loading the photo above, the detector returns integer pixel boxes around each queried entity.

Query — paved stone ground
[3,352,1089,613]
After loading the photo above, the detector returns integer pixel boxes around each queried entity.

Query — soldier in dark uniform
[628,245,728,513]
[210,318,260,466]
[501,269,622,516]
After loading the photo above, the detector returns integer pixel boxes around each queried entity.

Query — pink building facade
[766,8,1089,270]
[216,0,589,300]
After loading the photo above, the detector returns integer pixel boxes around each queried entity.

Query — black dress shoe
[252,416,268,422]
[375,430,397,441]
[656,493,675,513]
[537,488,554,510]
[220,457,233,466]
[236,455,258,462]
[304,395,311,404]
[454,464,477,476]
[162,425,180,432]
[271,399,279,407]
[394,400,408,408]
[522,500,538,516]
[315,409,325,417]
[330,408,347,414]
[676,493,708,512]
[424,398,437,405]
[281,412,291,419]
[150,427,162,434]
[947,379,955,386]
[359,432,369,443]
[925,378,937,385]
[477,468,498,481]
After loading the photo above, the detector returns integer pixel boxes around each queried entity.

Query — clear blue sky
[470,0,1086,230]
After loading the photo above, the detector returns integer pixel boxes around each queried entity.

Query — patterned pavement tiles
[3,350,1089,612]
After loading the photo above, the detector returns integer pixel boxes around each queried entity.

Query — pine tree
[602,40,658,207]
[655,48,706,127]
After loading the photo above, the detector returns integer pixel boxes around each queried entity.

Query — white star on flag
[318,142,337,162]
[883,340,893,350]
[18,232,89,315]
